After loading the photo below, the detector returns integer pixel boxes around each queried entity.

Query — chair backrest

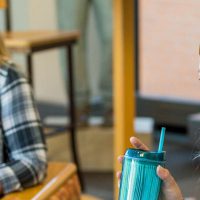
[32,163,81,200]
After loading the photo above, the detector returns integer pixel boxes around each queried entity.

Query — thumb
[157,165,175,188]
[157,165,183,200]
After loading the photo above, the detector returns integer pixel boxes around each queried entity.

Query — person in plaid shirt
[0,36,47,195]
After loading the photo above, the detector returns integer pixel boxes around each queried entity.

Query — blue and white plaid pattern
[0,63,47,194]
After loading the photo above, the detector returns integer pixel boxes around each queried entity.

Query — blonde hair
[0,34,9,64]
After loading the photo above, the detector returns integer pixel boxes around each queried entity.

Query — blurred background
[1,0,200,199]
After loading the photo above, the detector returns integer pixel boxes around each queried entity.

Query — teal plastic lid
[124,148,166,162]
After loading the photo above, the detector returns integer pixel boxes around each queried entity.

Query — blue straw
[158,127,166,153]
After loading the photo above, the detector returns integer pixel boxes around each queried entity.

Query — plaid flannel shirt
[0,62,47,194]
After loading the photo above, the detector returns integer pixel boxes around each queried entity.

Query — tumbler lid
[125,148,166,161]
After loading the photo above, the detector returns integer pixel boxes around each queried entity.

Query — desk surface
[3,31,80,52]
[1,162,74,200]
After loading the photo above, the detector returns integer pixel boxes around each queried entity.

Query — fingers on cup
[157,165,175,187]
[116,171,121,180]
[116,171,122,188]
[118,155,124,163]
[157,165,168,179]
[130,137,149,151]
[157,165,183,198]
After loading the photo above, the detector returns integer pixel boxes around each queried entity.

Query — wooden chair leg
[66,45,84,191]
[26,53,34,88]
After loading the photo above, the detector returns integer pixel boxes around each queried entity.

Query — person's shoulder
[0,61,24,79]
[0,61,26,89]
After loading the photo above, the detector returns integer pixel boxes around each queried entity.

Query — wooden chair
[0,0,84,190]
[33,163,102,200]
[2,162,102,200]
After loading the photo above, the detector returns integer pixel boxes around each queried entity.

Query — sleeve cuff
[0,166,21,194]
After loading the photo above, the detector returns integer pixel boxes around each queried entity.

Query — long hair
[0,34,9,64]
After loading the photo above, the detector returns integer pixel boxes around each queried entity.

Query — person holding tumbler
[117,47,200,199]
[117,137,183,200]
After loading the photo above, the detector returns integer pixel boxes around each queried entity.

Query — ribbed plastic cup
[118,148,166,200]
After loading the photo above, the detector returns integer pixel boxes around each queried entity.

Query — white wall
[11,0,29,30]
[4,0,100,105]
[28,0,66,105]
[5,0,67,105]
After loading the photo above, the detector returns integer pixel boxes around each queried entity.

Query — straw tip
[158,127,166,152]
[161,127,166,131]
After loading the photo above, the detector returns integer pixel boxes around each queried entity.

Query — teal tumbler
[118,148,166,200]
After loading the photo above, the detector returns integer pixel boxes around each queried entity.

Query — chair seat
[2,31,80,53]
